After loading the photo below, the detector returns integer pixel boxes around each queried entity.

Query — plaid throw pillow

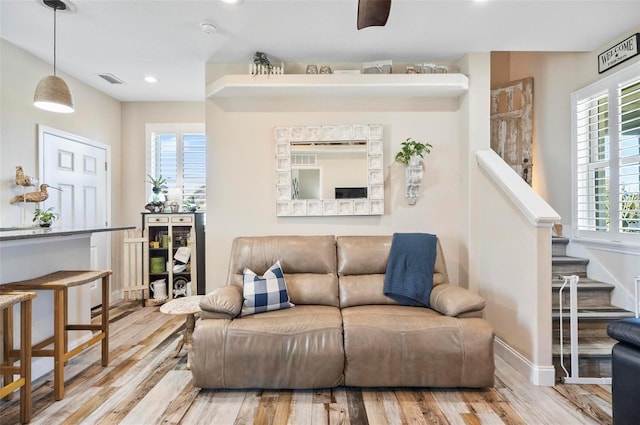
[241,261,294,316]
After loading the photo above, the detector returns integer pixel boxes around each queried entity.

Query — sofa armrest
[199,285,243,320]
[430,283,486,317]
[608,318,640,348]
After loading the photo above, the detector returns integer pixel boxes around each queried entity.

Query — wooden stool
[1,291,35,424]
[2,270,111,401]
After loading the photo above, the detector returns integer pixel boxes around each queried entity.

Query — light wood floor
[0,301,612,425]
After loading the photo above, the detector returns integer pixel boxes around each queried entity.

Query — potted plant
[146,174,168,205]
[395,138,433,205]
[33,206,59,228]
[394,138,433,166]
[183,196,199,213]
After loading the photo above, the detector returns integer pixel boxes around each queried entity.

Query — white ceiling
[2,0,639,102]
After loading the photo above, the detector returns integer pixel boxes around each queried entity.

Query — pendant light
[33,0,74,113]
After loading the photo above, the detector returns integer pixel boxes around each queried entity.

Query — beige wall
[0,39,122,227]
[120,101,205,228]
[204,63,477,289]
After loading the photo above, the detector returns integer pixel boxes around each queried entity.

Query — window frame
[145,123,206,209]
[571,61,640,246]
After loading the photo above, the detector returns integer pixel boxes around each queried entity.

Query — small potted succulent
[395,138,433,166]
[33,206,59,228]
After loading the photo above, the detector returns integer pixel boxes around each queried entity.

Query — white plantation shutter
[151,133,178,183]
[573,62,640,241]
[182,133,207,205]
[147,124,206,209]
[619,80,640,234]
[575,92,609,232]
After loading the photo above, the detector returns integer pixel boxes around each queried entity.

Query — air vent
[98,73,124,84]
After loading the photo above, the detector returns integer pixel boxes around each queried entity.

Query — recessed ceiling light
[144,76,158,84]
[200,22,217,35]
[220,0,241,4]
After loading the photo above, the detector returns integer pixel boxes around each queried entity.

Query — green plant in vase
[146,174,168,205]
[395,138,433,205]
[394,138,433,166]
[33,206,59,228]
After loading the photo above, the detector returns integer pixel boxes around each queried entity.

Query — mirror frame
[275,124,384,216]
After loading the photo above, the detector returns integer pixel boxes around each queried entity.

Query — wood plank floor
[0,302,612,425]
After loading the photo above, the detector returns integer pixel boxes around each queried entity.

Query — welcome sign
[598,33,639,74]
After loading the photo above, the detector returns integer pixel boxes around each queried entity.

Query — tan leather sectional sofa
[191,235,495,389]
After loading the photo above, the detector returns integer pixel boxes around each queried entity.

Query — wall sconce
[33,0,74,113]
[394,138,432,205]
[404,157,424,205]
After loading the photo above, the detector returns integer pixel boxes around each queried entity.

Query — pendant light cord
[53,6,57,75]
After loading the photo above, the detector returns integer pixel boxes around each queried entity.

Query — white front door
[39,126,110,308]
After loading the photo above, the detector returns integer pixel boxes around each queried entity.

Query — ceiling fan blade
[357,0,392,30]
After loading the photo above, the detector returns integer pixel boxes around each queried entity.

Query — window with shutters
[146,124,206,209]
[573,62,640,243]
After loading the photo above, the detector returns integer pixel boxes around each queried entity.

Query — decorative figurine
[15,166,37,187]
[9,183,61,204]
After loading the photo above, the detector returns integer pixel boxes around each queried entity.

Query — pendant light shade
[34,75,74,113]
[34,0,74,113]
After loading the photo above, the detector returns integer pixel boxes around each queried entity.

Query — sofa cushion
[191,305,345,389]
[339,272,446,308]
[227,236,339,307]
[342,305,495,387]
[285,273,339,307]
[337,236,449,308]
[336,236,449,281]
[339,274,399,308]
[241,261,294,316]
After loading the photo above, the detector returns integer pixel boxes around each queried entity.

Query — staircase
[551,236,635,382]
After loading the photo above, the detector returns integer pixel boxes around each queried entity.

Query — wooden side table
[1,291,36,424]
[2,270,112,401]
[160,295,203,369]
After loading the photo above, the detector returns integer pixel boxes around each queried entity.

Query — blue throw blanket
[383,233,437,307]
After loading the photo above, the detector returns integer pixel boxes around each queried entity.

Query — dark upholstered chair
[607,318,640,425]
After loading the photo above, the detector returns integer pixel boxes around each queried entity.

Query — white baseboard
[494,337,556,386]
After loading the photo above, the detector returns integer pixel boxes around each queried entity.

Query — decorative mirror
[275,124,384,216]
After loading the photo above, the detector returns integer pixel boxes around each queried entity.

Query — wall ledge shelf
[206,73,469,99]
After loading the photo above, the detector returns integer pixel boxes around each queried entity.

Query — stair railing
[558,274,612,385]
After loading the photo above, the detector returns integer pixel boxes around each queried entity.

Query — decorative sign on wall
[598,33,639,74]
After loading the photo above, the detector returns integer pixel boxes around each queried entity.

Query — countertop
[0,225,135,242]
